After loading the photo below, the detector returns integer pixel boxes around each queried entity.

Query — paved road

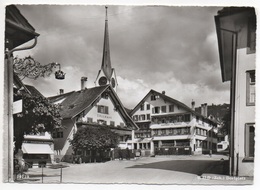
[21,154,253,185]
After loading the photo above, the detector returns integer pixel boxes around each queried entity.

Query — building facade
[49,84,138,161]
[130,90,218,155]
[215,7,256,176]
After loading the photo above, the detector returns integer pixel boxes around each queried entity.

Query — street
[20,154,253,185]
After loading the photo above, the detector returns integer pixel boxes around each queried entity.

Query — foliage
[219,108,231,136]
[14,92,62,152]
[69,126,119,152]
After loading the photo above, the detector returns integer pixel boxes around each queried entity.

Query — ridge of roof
[130,89,216,124]
[48,91,75,103]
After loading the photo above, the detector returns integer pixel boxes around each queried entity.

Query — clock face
[99,76,108,86]
[111,78,116,88]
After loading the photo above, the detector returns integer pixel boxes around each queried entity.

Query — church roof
[101,7,113,80]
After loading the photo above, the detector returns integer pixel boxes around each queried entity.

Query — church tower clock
[95,6,118,92]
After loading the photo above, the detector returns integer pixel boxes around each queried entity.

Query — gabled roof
[130,89,216,124]
[5,5,39,49]
[59,85,108,119]
[13,73,43,98]
[24,85,44,97]
[48,91,75,104]
[56,85,138,130]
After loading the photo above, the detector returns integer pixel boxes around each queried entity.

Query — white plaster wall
[133,93,188,121]
[234,48,255,176]
[82,96,126,126]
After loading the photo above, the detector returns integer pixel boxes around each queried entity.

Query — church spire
[95,6,118,91]
[101,6,113,80]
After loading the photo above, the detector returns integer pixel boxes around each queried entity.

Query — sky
[14,5,230,109]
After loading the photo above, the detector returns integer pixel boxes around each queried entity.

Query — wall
[53,119,75,156]
[82,96,126,127]
[234,47,255,176]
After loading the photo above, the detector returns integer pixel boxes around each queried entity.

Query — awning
[22,143,54,154]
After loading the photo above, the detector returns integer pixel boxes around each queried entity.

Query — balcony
[150,122,190,129]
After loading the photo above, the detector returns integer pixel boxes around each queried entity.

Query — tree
[219,108,231,136]
[69,126,119,153]
[13,56,64,153]
[14,91,62,153]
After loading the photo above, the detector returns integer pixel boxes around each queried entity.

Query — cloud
[14,5,229,110]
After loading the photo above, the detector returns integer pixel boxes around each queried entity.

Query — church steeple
[95,6,118,92]
[101,6,113,80]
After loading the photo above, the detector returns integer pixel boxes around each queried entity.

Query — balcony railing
[152,132,191,137]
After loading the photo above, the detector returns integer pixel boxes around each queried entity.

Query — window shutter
[152,108,155,114]
[105,106,109,114]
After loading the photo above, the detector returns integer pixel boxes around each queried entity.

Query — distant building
[195,103,230,153]
[215,7,256,176]
[130,90,218,155]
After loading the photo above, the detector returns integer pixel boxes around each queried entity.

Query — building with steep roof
[49,84,138,161]
[215,7,256,176]
[130,90,218,155]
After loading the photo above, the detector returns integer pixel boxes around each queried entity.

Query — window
[246,70,255,106]
[146,114,150,120]
[101,92,109,99]
[152,107,160,114]
[110,121,115,126]
[245,124,255,160]
[184,114,190,122]
[133,115,139,121]
[120,122,125,127]
[52,130,63,138]
[87,117,93,123]
[161,106,166,113]
[140,104,144,111]
[97,105,109,114]
[146,104,150,110]
[151,95,160,101]
[139,114,145,121]
[169,105,174,112]
[97,120,107,125]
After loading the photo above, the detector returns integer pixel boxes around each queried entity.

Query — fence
[14,159,68,183]
[155,147,192,155]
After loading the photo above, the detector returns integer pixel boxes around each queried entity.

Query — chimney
[191,100,195,110]
[204,103,208,117]
[59,89,64,94]
[81,77,88,90]
[162,91,165,95]
[201,104,204,116]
